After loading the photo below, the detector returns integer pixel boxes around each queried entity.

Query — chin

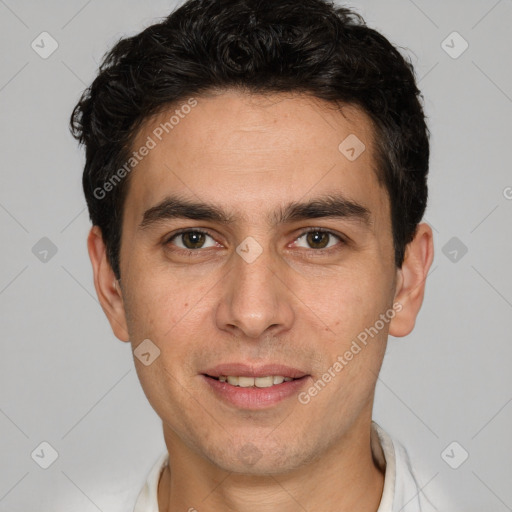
[207,439,313,476]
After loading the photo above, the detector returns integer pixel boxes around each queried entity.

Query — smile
[202,374,310,409]
[211,375,295,387]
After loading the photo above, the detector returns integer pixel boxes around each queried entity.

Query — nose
[215,242,294,340]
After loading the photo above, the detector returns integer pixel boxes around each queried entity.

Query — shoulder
[133,451,169,512]
[373,422,448,512]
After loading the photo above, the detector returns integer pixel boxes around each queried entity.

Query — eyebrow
[138,193,371,230]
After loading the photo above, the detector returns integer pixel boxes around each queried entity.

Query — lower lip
[202,375,309,409]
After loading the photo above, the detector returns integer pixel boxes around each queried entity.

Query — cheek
[122,267,220,367]
[293,263,390,339]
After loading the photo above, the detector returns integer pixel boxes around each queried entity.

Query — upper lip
[203,363,308,379]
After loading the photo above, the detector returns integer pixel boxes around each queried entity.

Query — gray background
[0,0,511,510]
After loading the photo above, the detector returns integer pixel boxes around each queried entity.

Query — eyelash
[164,227,346,256]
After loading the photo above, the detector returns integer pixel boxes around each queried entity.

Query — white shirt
[133,422,440,512]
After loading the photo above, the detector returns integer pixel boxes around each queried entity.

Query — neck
[158,416,385,512]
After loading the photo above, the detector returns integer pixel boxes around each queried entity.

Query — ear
[388,222,434,337]
[87,225,130,342]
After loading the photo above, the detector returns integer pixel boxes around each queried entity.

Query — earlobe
[388,222,434,338]
[87,226,130,342]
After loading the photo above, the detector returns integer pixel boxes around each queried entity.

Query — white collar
[133,422,436,512]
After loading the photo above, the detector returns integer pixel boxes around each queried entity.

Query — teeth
[217,375,295,387]
[239,376,255,387]
[255,376,275,387]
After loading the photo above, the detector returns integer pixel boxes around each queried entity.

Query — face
[91,90,427,474]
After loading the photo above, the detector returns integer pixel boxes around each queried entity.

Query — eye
[164,228,345,254]
[293,228,343,250]
[166,230,218,250]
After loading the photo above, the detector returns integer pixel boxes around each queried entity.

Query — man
[70,0,441,510]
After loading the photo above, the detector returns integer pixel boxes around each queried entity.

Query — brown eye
[167,230,216,250]
[294,229,342,250]
[306,231,330,249]
[182,231,206,249]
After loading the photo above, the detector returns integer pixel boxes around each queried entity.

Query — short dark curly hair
[70,0,429,280]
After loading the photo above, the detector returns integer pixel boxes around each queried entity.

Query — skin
[88,90,434,512]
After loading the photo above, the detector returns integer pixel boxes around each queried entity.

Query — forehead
[125,90,386,225]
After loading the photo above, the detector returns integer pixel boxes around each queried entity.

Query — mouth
[203,374,304,388]
[200,364,310,409]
